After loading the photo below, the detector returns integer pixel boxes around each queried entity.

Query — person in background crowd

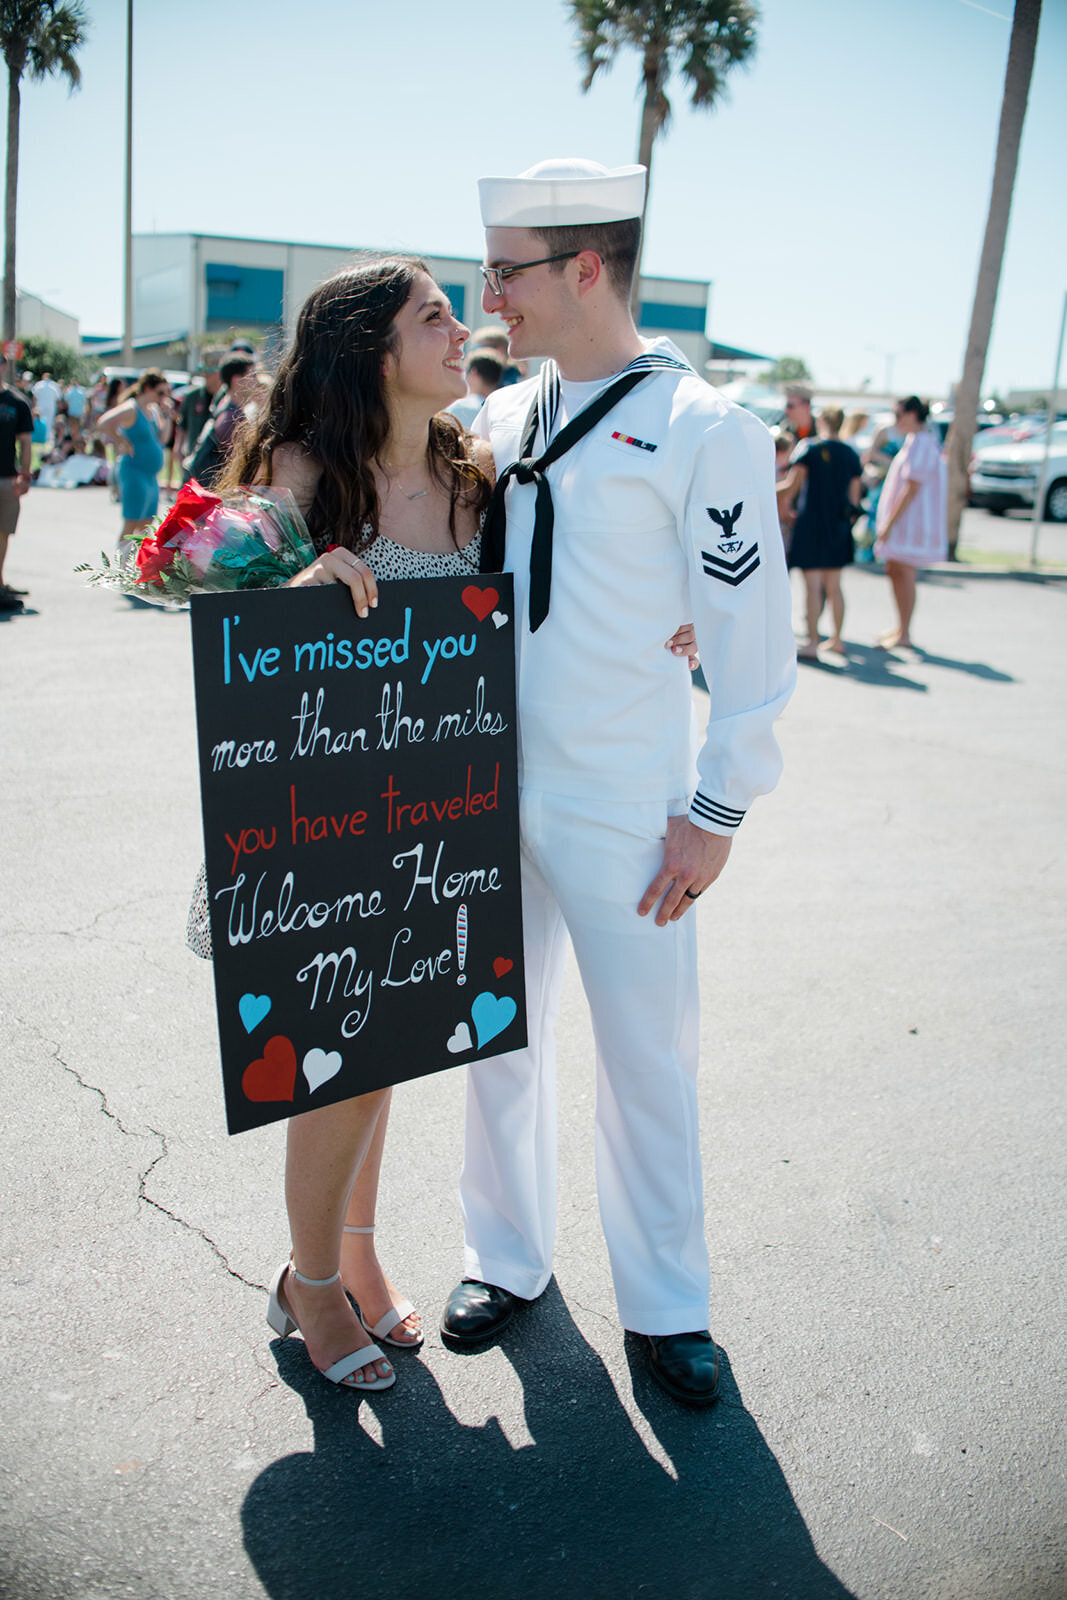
[448,350,505,427]
[840,410,868,443]
[32,371,61,444]
[783,384,817,443]
[86,376,110,434]
[859,408,905,563]
[468,324,525,385]
[177,363,222,477]
[101,376,124,414]
[230,337,256,356]
[874,396,946,649]
[64,379,86,443]
[772,427,796,548]
[41,429,80,466]
[93,377,126,501]
[183,355,263,487]
[159,389,181,497]
[0,356,34,611]
[777,405,862,658]
[96,369,170,544]
[777,386,818,534]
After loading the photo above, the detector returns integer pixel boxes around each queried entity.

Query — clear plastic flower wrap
[76,480,317,607]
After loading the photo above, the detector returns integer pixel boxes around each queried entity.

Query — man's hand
[638,815,733,927]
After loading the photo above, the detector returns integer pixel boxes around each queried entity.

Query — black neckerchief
[480,350,692,632]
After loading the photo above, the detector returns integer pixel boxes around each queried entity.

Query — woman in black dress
[777,405,862,659]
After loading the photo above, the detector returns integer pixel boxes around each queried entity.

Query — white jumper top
[472,339,796,836]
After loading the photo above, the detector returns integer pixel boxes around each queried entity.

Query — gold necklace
[385,478,428,502]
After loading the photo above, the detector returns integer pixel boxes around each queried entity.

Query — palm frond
[0,1,89,89]
[569,0,759,116]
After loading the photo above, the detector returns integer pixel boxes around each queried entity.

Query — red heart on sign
[461,585,499,623]
[493,957,514,979]
[242,1035,297,1103]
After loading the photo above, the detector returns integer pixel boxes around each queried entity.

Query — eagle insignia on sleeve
[703,504,759,585]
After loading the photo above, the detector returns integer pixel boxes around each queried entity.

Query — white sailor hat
[478,158,647,228]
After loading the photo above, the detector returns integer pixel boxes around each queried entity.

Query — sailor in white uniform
[441,159,796,1403]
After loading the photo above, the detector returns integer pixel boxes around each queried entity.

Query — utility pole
[122,0,133,365]
[1029,290,1066,567]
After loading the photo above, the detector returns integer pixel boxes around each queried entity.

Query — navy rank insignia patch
[611,430,657,452]
[707,503,744,552]
[702,504,759,587]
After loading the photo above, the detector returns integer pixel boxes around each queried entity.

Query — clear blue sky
[11,0,1065,398]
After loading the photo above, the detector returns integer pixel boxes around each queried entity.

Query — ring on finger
[684,888,703,900]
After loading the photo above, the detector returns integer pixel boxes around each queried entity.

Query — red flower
[154,479,222,548]
[135,479,222,586]
[135,538,174,585]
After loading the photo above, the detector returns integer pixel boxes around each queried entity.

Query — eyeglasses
[479,252,581,297]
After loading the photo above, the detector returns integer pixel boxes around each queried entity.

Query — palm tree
[569,0,759,314]
[2,1,89,343]
[945,0,1042,556]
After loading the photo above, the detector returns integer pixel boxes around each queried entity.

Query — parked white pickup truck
[970,422,1067,522]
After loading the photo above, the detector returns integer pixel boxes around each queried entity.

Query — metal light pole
[1029,289,1067,567]
[122,0,133,365]
[866,346,912,398]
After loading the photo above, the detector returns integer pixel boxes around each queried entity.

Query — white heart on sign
[303,1047,342,1093]
[491,610,508,629]
[447,1022,473,1054]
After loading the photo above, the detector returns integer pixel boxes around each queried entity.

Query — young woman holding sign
[221,257,491,1390]
[223,257,697,1392]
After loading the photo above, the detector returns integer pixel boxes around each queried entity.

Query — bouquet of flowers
[76,480,318,608]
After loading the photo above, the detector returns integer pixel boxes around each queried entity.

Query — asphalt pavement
[1,487,1065,1600]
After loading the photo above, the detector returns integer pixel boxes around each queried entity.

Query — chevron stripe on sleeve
[700,542,760,587]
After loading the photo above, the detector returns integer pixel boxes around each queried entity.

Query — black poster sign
[189,576,526,1135]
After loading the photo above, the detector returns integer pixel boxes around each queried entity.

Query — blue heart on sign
[471,990,517,1049]
[239,993,272,1034]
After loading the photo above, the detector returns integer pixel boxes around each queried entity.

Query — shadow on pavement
[924,567,1067,587]
[907,646,1014,683]
[804,643,926,692]
[242,1282,855,1600]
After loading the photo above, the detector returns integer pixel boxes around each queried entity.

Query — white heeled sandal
[266,1261,396,1390]
[342,1224,424,1350]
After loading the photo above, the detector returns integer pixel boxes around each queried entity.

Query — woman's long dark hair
[119,367,166,404]
[222,255,490,553]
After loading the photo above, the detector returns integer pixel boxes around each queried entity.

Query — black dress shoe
[646,1331,720,1405]
[441,1279,521,1346]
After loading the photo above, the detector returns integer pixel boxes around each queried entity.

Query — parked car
[927,409,1003,445]
[969,421,1067,521]
[971,414,1063,450]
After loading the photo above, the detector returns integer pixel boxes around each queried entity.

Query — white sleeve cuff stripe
[690,793,746,828]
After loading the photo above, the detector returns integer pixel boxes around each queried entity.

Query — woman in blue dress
[97,369,170,544]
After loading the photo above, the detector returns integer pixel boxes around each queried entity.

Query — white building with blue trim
[84,232,714,372]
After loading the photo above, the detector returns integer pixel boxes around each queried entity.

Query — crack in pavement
[569,1295,615,1329]
[37,1025,266,1295]
[137,1133,266,1294]
[48,1035,141,1138]
[4,891,179,944]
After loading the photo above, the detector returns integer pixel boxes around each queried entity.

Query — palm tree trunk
[631,53,662,321]
[945,0,1042,556]
[4,62,20,345]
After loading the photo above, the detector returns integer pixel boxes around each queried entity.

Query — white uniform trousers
[461,789,710,1335]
